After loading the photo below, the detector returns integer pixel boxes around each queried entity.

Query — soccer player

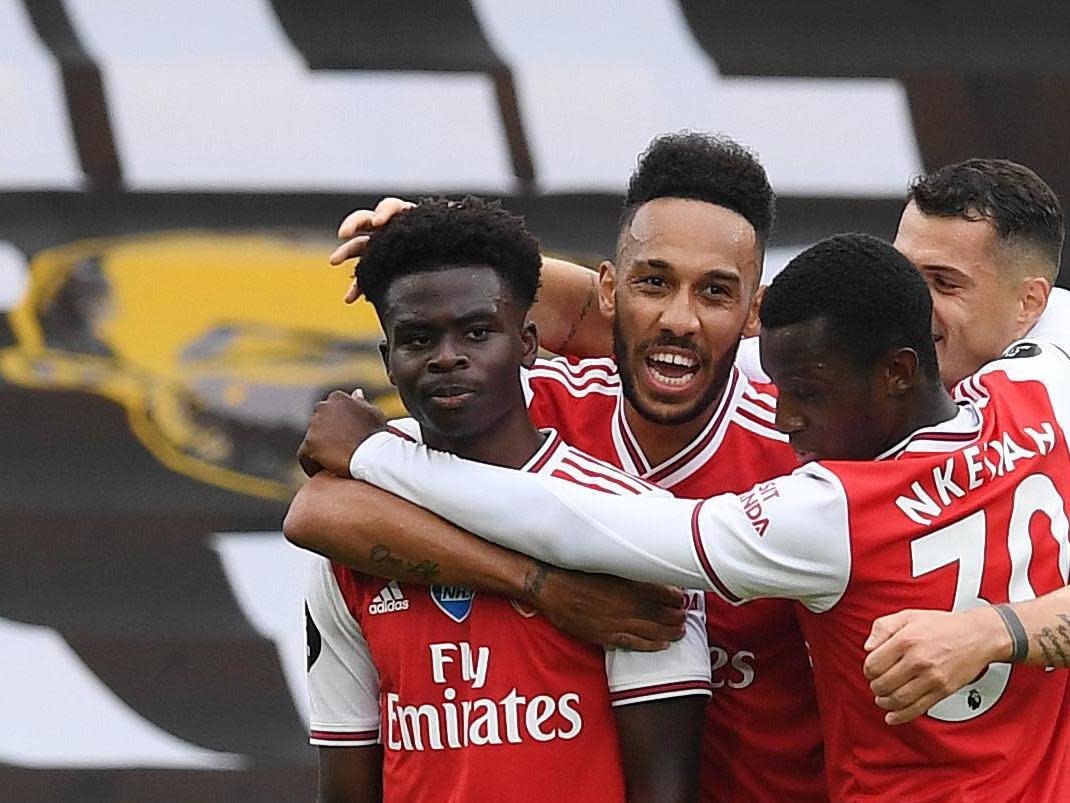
[313,133,828,802]
[294,197,711,803]
[307,234,1070,802]
[893,158,1068,386]
[736,157,1068,386]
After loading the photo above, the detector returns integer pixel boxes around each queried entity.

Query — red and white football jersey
[349,342,1070,801]
[524,357,827,803]
[307,421,711,803]
[348,342,1070,800]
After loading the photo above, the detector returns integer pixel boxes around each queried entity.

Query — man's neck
[622,386,725,468]
[882,386,962,453]
[421,410,547,470]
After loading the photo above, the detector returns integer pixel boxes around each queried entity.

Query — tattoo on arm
[523,561,552,600]
[369,544,440,582]
[558,272,597,352]
[1033,613,1070,667]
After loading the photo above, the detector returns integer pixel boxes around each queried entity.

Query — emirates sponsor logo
[385,687,582,751]
[383,640,584,750]
[369,581,410,615]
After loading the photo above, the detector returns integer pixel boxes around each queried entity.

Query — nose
[774,399,805,436]
[427,334,469,373]
[658,289,700,338]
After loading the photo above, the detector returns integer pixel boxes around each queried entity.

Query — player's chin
[632,389,709,426]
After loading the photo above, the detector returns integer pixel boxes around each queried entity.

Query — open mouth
[644,349,701,391]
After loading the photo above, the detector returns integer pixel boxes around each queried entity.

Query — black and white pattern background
[1,2,1067,800]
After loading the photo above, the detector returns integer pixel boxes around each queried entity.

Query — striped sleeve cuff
[309,727,380,747]
[610,679,713,707]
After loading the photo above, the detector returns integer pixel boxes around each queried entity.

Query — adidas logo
[369,581,410,615]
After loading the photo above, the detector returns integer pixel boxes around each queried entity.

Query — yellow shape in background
[2,232,400,501]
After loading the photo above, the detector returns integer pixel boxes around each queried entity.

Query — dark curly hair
[358,196,541,313]
[909,159,1064,281]
[761,233,941,386]
[623,132,775,248]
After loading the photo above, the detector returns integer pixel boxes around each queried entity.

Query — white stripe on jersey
[737,396,778,424]
[550,447,663,497]
[731,412,789,442]
[526,358,620,391]
[524,369,620,397]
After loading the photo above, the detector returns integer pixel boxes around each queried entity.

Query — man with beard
[302,133,828,802]
[301,234,1070,802]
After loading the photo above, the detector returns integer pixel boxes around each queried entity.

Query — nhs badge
[431,586,475,623]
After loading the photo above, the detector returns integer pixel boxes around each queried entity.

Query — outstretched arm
[347,429,849,610]
[864,585,1070,724]
[285,472,687,651]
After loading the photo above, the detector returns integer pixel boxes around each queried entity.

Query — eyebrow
[391,308,501,327]
[639,259,742,284]
[917,263,971,279]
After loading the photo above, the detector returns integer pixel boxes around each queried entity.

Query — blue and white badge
[430,585,475,623]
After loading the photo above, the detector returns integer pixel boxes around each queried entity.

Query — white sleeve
[349,433,851,610]
[605,590,712,706]
[306,557,381,746]
[734,336,770,384]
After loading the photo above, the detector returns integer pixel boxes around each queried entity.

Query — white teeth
[649,351,698,368]
[649,365,695,386]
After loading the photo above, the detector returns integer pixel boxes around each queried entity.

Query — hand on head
[329,197,415,303]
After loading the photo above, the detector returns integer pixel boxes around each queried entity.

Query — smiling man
[893,158,1067,388]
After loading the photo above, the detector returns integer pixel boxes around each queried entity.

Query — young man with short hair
[296,197,710,803]
[893,157,1067,387]
[320,233,1070,802]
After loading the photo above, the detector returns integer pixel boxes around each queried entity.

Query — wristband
[993,603,1029,663]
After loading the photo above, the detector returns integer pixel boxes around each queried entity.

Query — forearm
[954,587,1070,668]
[615,698,704,803]
[1009,586,1070,667]
[349,433,709,588]
[285,473,542,600]
[533,257,612,357]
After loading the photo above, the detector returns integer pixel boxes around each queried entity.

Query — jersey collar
[611,366,744,487]
[875,402,983,461]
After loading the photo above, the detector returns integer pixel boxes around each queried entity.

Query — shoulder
[734,336,770,384]
[548,442,667,497]
[1030,287,1070,349]
[731,377,787,444]
[956,340,1070,408]
[523,356,620,399]
[386,416,422,442]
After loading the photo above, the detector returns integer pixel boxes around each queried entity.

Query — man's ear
[743,284,766,339]
[520,319,539,368]
[1014,276,1052,339]
[598,260,616,317]
[884,347,920,396]
[378,340,397,386]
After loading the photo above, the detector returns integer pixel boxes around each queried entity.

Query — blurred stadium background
[2,1,1067,800]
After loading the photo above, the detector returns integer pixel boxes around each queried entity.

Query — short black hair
[358,196,541,313]
[761,234,941,385]
[623,131,775,247]
[908,158,1064,280]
